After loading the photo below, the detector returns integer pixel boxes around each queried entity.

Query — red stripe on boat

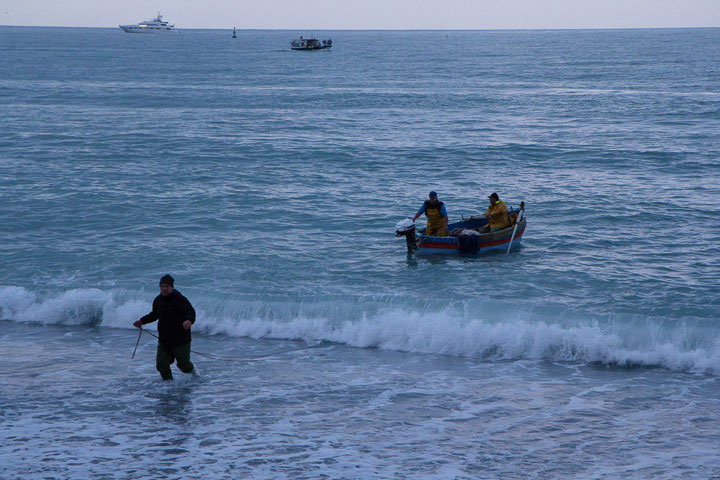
[419,242,458,249]
[419,227,525,250]
[476,227,525,248]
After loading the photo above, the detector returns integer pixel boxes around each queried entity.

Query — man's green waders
[156,342,194,380]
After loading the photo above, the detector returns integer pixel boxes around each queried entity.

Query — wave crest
[2,286,719,374]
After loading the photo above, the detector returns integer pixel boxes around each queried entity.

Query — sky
[1,0,720,29]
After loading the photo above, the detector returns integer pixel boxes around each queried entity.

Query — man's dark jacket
[140,290,196,348]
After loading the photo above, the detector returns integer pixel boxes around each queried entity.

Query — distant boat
[291,36,332,51]
[120,12,177,33]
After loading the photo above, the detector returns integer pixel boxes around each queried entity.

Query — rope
[344,209,522,266]
[132,327,327,362]
[344,245,408,265]
[131,327,142,359]
[345,216,474,267]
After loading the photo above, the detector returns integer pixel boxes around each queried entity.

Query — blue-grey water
[1,27,720,478]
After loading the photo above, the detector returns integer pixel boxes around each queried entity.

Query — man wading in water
[134,275,197,380]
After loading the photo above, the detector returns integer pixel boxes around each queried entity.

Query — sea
[1,26,719,478]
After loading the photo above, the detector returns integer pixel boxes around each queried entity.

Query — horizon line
[2,25,720,31]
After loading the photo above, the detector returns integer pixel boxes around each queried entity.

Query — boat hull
[415,213,526,255]
[119,26,178,33]
[291,46,331,51]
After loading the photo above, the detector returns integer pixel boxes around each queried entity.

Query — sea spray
[3,286,719,373]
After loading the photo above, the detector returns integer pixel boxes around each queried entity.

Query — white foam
[2,286,720,374]
[210,311,720,374]
[100,299,151,329]
[0,286,110,325]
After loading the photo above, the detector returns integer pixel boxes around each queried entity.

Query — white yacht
[120,12,177,33]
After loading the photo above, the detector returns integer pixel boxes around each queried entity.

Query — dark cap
[429,191,437,197]
[159,274,174,286]
[488,192,499,200]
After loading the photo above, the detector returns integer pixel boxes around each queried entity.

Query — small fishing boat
[396,203,526,255]
[291,37,332,50]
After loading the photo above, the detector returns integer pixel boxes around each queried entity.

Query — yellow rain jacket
[424,201,447,237]
[484,200,511,230]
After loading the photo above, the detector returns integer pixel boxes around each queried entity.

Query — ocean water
[1,26,720,478]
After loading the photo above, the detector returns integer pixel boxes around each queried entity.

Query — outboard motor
[395,218,418,253]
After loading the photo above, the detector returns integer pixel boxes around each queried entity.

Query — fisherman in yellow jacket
[413,191,448,236]
[482,192,511,231]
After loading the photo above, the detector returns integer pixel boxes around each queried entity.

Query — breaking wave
[2,286,719,374]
